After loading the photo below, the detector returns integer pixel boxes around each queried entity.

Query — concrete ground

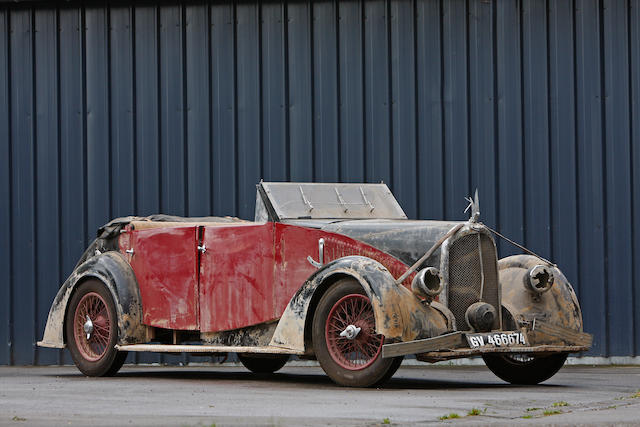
[1,364,639,426]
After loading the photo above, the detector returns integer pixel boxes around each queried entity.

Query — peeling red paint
[128,226,199,330]
[199,223,276,332]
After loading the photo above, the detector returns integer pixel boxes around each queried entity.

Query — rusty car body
[39,182,591,386]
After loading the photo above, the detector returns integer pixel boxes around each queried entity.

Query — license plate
[466,331,527,348]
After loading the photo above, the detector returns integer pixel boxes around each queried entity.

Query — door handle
[306,238,324,268]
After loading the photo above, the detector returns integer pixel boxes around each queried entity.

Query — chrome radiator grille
[447,233,500,331]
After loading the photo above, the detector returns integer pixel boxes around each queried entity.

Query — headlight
[526,264,554,294]
[411,267,443,300]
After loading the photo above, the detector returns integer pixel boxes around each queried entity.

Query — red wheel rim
[325,293,383,370]
[73,292,113,362]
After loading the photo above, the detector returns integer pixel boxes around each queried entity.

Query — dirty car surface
[39,182,591,387]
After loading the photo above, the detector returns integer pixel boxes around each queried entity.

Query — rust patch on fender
[269,256,451,353]
[499,254,585,333]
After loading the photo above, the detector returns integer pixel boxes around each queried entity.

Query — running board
[116,344,303,355]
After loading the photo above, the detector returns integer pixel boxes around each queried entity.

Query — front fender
[269,256,450,353]
[499,254,583,332]
[38,251,146,348]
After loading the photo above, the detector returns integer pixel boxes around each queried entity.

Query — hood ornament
[465,189,480,223]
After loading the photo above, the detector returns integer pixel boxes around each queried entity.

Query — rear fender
[269,256,450,353]
[38,251,146,348]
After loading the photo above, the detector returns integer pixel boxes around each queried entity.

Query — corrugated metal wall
[0,0,638,365]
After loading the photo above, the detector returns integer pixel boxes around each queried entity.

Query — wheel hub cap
[339,324,361,340]
[83,315,94,339]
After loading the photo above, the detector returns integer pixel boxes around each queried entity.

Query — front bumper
[381,320,592,361]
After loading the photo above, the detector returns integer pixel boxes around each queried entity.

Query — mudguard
[269,256,450,353]
[38,251,146,348]
[498,254,583,332]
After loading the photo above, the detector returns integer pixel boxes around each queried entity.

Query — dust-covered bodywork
[39,182,591,387]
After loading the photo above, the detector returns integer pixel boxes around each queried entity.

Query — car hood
[284,219,463,267]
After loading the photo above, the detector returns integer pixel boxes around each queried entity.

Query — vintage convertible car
[39,182,591,387]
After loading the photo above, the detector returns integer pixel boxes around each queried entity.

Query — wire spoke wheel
[65,279,127,377]
[325,294,383,370]
[73,292,112,361]
[312,279,403,387]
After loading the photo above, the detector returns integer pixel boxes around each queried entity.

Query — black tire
[483,353,568,385]
[312,278,403,387]
[65,279,127,377]
[374,354,404,386]
[237,354,289,374]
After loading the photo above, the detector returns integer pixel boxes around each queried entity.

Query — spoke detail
[325,293,384,371]
[73,292,112,362]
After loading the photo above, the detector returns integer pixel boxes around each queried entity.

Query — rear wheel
[237,354,289,374]
[483,353,568,385]
[65,280,127,376]
[312,279,403,387]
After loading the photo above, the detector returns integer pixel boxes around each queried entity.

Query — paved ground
[1,364,639,426]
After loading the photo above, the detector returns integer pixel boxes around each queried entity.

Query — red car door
[128,226,199,330]
[199,222,276,332]
[273,223,323,315]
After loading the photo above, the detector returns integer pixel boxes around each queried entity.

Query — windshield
[259,182,407,220]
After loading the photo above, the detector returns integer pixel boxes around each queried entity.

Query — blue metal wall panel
[1,0,639,364]
[134,6,160,217]
[415,0,444,220]
[260,2,287,182]
[338,0,364,182]
[631,0,640,356]
[468,0,497,230]
[0,8,10,366]
[210,3,236,216]
[603,0,633,356]
[312,1,339,183]
[10,9,36,365]
[548,0,579,298]
[522,0,551,257]
[442,0,469,221]
[159,5,186,216]
[575,0,607,356]
[58,7,86,280]
[186,3,211,217]
[236,3,260,219]
[364,0,391,185]
[547,0,576,289]
[391,0,417,219]
[0,7,11,365]
[496,0,524,256]
[85,7,110,234]
[34,8,61,366]
[287,2,313,181]
[110,7,136,219]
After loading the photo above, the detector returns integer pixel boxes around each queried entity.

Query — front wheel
[65,279,127,376]
[483,353,568,385]
[312,279,403,387]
